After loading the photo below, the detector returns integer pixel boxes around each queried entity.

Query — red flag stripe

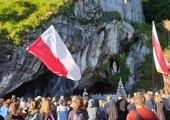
[27,37,68,77]
[152,34,170,74]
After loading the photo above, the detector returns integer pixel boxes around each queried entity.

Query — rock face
[98,0,145,23]
[0,0,147,98]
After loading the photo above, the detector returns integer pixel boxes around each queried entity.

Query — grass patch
[99,11,122,23]
[0,0,76,45]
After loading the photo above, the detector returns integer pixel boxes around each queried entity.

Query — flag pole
[152,47,155,93]
[152,21,155,93]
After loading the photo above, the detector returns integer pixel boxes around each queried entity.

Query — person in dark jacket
[116,94,128,120]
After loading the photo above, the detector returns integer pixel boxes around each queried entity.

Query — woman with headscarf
[107,99,118,120]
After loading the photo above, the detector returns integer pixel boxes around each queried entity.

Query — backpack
[46,114,55,120]
[28,112,39,120]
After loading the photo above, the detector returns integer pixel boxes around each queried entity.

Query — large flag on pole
[152,21,170,88]
[26,25,81,81]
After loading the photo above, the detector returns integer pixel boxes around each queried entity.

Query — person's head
[110,99,116,107]
[40,99,52,114]
[144,93,152,100]
[130,97,135,104]
[9,102,20,115]
[118,94,123,100]
[4,99,11,107]
[99,100,104,107]
[88,99,94,107]
[59,99,65,105]
[35,96,42,101]
[70,95,78,108]
[29,100,41,110]
[52,97,56,102]
[74,97,85,111]
[134,93,146,108]
[67,100,71,108]
[83,99,88,108]
[11,95,16,99]
[60,95,65,101]
[159,89,165,95]
[154,94,163,103]
[106,95,111,102]
[71,96,77,102]
[94,99,99,107]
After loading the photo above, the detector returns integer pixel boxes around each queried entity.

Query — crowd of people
[0,89,169,120]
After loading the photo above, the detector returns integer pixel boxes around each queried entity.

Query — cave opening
[3,71,51,100]
[73,81,116,96]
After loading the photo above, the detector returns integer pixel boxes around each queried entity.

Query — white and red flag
[152,21,170,88]
[26,25,81,81]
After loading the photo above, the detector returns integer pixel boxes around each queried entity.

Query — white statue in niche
[112,61,118,73]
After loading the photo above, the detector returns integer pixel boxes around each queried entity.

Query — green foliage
[132,22,168,49]
[137,53,164,90]
[131,22,152,49]
[97,63,109,72]
[143,0,170,23]
[99,11,122,23]
[58,0,77,17]
[132,22,151,34]
[0,0,76,45]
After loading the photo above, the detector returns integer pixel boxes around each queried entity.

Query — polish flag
[26,25,81,81]
[152,21,170,88]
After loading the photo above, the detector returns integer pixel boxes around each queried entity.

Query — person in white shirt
[57,99,69,120]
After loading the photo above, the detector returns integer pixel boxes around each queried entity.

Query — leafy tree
[143,0,170,23]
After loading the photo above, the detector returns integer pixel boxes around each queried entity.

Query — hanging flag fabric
[152,21,170,75]
[152,21,170,88]
[26,25,81,81]
[163,74,170,89]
